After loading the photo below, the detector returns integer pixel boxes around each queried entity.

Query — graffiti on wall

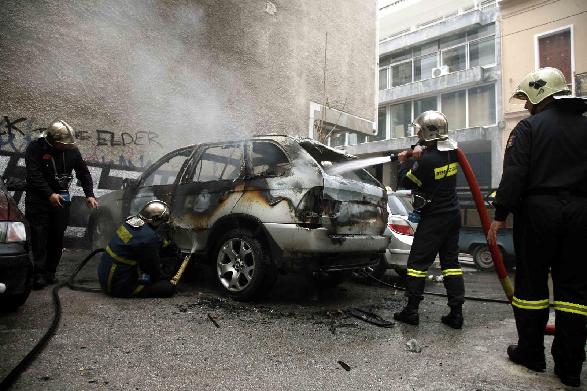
[0,115,161,168]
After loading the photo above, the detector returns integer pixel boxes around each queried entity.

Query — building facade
[499,0,587,152]
[343,0,503,189]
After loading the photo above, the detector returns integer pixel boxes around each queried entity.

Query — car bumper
[263,223,390,254]
[384,248,410,268]
[0,251,33,297]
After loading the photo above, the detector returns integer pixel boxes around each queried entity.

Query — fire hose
[390,148,555,335]
[0,249,194,390]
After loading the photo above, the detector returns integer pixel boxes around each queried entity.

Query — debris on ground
[406,338,422,353]
[345,308,394,328]
[338,360,351,371]
[207,313,220,328]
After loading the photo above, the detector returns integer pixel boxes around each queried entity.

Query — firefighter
[393,110,464,329]
[488,67,587,387]
[97,200,176,298]
[25,119,98,290]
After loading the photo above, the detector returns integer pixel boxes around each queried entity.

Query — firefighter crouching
[393,111,464,329]
[488,67,587,388]
[98,200,176,298]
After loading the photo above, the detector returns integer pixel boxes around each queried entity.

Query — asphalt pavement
[0,249,584,390]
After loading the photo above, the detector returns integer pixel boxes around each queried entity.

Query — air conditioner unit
[431,65,450,78]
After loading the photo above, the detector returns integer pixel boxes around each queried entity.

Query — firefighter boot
[507,345,546,372]
[441,305,463,329]
[394,297,420,325]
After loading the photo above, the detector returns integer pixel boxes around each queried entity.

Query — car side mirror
[122,178,139,190]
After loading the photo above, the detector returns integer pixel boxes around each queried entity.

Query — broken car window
[141,148,193,187]
[192,144,243,182]
[251,142,290,177]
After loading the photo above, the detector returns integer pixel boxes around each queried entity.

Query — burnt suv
[89,136,389,300]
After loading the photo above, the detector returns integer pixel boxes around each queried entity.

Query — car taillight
[0,222,27,242]
[388,221,414,236]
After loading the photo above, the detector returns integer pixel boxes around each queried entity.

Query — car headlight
[0,222,27,242]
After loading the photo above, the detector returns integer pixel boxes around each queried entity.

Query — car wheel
[90,214,114,250]
[473,245,497,271]
[0,291,31,312]
[215,228,276,301]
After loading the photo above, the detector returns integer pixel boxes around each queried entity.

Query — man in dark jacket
[488,67,587,388]
[393,110,464,329]
[97,200,176,298]
[25,119,98,289]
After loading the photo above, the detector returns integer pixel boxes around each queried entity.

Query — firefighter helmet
[138,200,170,227]
[511,67,570,105]
[42,119,76,147]
[411,111,449,142]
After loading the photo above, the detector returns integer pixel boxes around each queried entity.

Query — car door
[121,146,196,219]
[170,142,245,251]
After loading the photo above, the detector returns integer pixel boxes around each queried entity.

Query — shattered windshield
[298,140,381,187]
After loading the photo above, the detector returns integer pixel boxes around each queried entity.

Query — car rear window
[388,195,413,216]
[298,140,381,187]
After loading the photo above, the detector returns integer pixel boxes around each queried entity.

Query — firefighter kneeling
[97,200,176,298]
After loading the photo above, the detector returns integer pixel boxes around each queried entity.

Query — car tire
[472,245,498,271]
[214,228,276,301]
[89,213,115,250]
[0,291,31,312]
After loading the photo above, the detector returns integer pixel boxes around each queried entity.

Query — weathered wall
[0,0,376,237]
[0,0,376,166]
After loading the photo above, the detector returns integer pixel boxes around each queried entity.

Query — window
[439,32,466,50]
[250,142,290,177]
[391,61,412,87]
[390,102,411,138]
[192,144,243,182]
[141,149,193,186]
[538,28,572,85]
[375,106,387,141]
[441,90,466,130]
[469,36,495,67]
[442,45,467,72]
[379,68,388,90]
[414,96,437,116]
[414,53,438,81]
[469,85,496,127]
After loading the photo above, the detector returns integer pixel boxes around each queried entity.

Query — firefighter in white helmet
[488,67,587,387]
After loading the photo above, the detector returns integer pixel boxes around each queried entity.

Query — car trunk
[298,140,388,236]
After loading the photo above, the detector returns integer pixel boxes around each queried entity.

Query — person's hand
[86,196,99,209]
[412,145,426,160]
[397,150,410,163]
[487,220,506,246]
[49,193,64,208]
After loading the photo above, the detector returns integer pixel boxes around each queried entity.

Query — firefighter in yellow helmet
[25,119,98,289]
[394,111,464,329]
[488,67,587,387]
[97,200,176,298]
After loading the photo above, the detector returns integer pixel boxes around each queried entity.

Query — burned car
[88,136,389,300]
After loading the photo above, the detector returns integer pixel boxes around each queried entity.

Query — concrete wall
[499,0,587,151]
[0,0,376,238]
[0,0,376,167]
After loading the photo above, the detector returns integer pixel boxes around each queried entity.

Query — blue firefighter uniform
[97,221,175,298]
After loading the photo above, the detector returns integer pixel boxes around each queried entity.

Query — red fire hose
[455,148,555,335]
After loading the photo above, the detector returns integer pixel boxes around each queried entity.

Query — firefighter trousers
[512,194,587,375]
[405,210,464,307]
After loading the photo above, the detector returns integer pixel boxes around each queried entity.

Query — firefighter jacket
[24,138,94,206]
[494,101,587,221]
[397,144,459,216]
[98,221,169,296]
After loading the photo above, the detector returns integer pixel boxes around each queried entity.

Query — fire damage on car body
[89,135,389,300]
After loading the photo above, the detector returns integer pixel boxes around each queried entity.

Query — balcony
[379,64,499,105]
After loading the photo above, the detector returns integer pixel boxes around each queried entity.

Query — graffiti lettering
[96,130,161,147]
[0,116,26,136]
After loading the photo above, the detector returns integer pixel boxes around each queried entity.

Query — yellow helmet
[42,119,76,147]
[511,67,570,105]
